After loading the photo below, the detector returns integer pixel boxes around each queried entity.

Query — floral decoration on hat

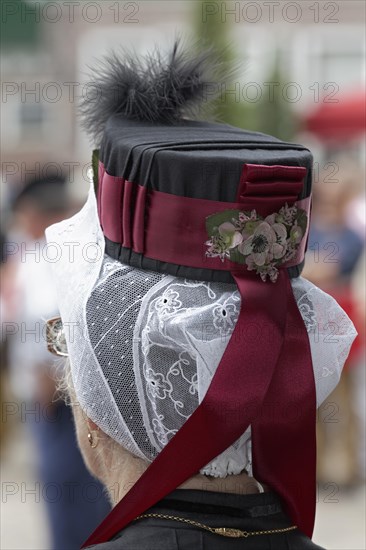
[205,203,308,282]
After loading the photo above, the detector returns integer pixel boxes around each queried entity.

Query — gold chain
[134,512,298,538]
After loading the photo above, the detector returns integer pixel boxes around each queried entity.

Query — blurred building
[1,1,365,210]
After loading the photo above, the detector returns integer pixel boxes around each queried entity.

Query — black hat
[82,41,312,284]
[98,117,312,282]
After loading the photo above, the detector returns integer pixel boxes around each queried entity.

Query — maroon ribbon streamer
[251,271,316,536]
[82,165,316,547]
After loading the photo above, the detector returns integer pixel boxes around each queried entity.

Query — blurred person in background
[302,161,365,487]
[351,248,366,483]
[4,173,110,550]
[0,229,12,447]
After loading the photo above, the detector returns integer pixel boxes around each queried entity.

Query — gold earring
[87,428,99,448]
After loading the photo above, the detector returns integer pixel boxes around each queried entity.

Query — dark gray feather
[80,39,225,144]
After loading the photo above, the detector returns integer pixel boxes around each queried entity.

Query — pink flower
[271,223,288,259]
[218,222,243,248]
[205,203,307,282]
[238,209,257,223]
[238,221,288,266]
[264,213,276,225]
[241,220,261,240]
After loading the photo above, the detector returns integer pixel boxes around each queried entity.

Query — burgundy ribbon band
[82,163,316,547]
[97,162,311,271]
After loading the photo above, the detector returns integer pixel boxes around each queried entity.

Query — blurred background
[1,1,365,548]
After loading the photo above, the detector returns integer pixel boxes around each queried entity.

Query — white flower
[205,203,307,282]
[155,288,182,317]
[218,222,243,248]
[213,301,239,335]
[238,221,288,267]
[271,223,288,259]
[205,236,231,262]
[145,367,171,399]
[278,203,297,224]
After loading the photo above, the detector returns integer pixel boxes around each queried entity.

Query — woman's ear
[75,401,100,431]
[86,417,99,432]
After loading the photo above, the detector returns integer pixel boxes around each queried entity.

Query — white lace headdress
[45,179,357,478]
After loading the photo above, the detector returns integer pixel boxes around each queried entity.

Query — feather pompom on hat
[45,40,357,547]
[80,39,225,144]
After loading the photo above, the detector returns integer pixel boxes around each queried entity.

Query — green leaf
[296,208,308,234]
[205,209,241,237]
[229,247,246,265]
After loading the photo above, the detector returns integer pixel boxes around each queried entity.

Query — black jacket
[85,488,325,550]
